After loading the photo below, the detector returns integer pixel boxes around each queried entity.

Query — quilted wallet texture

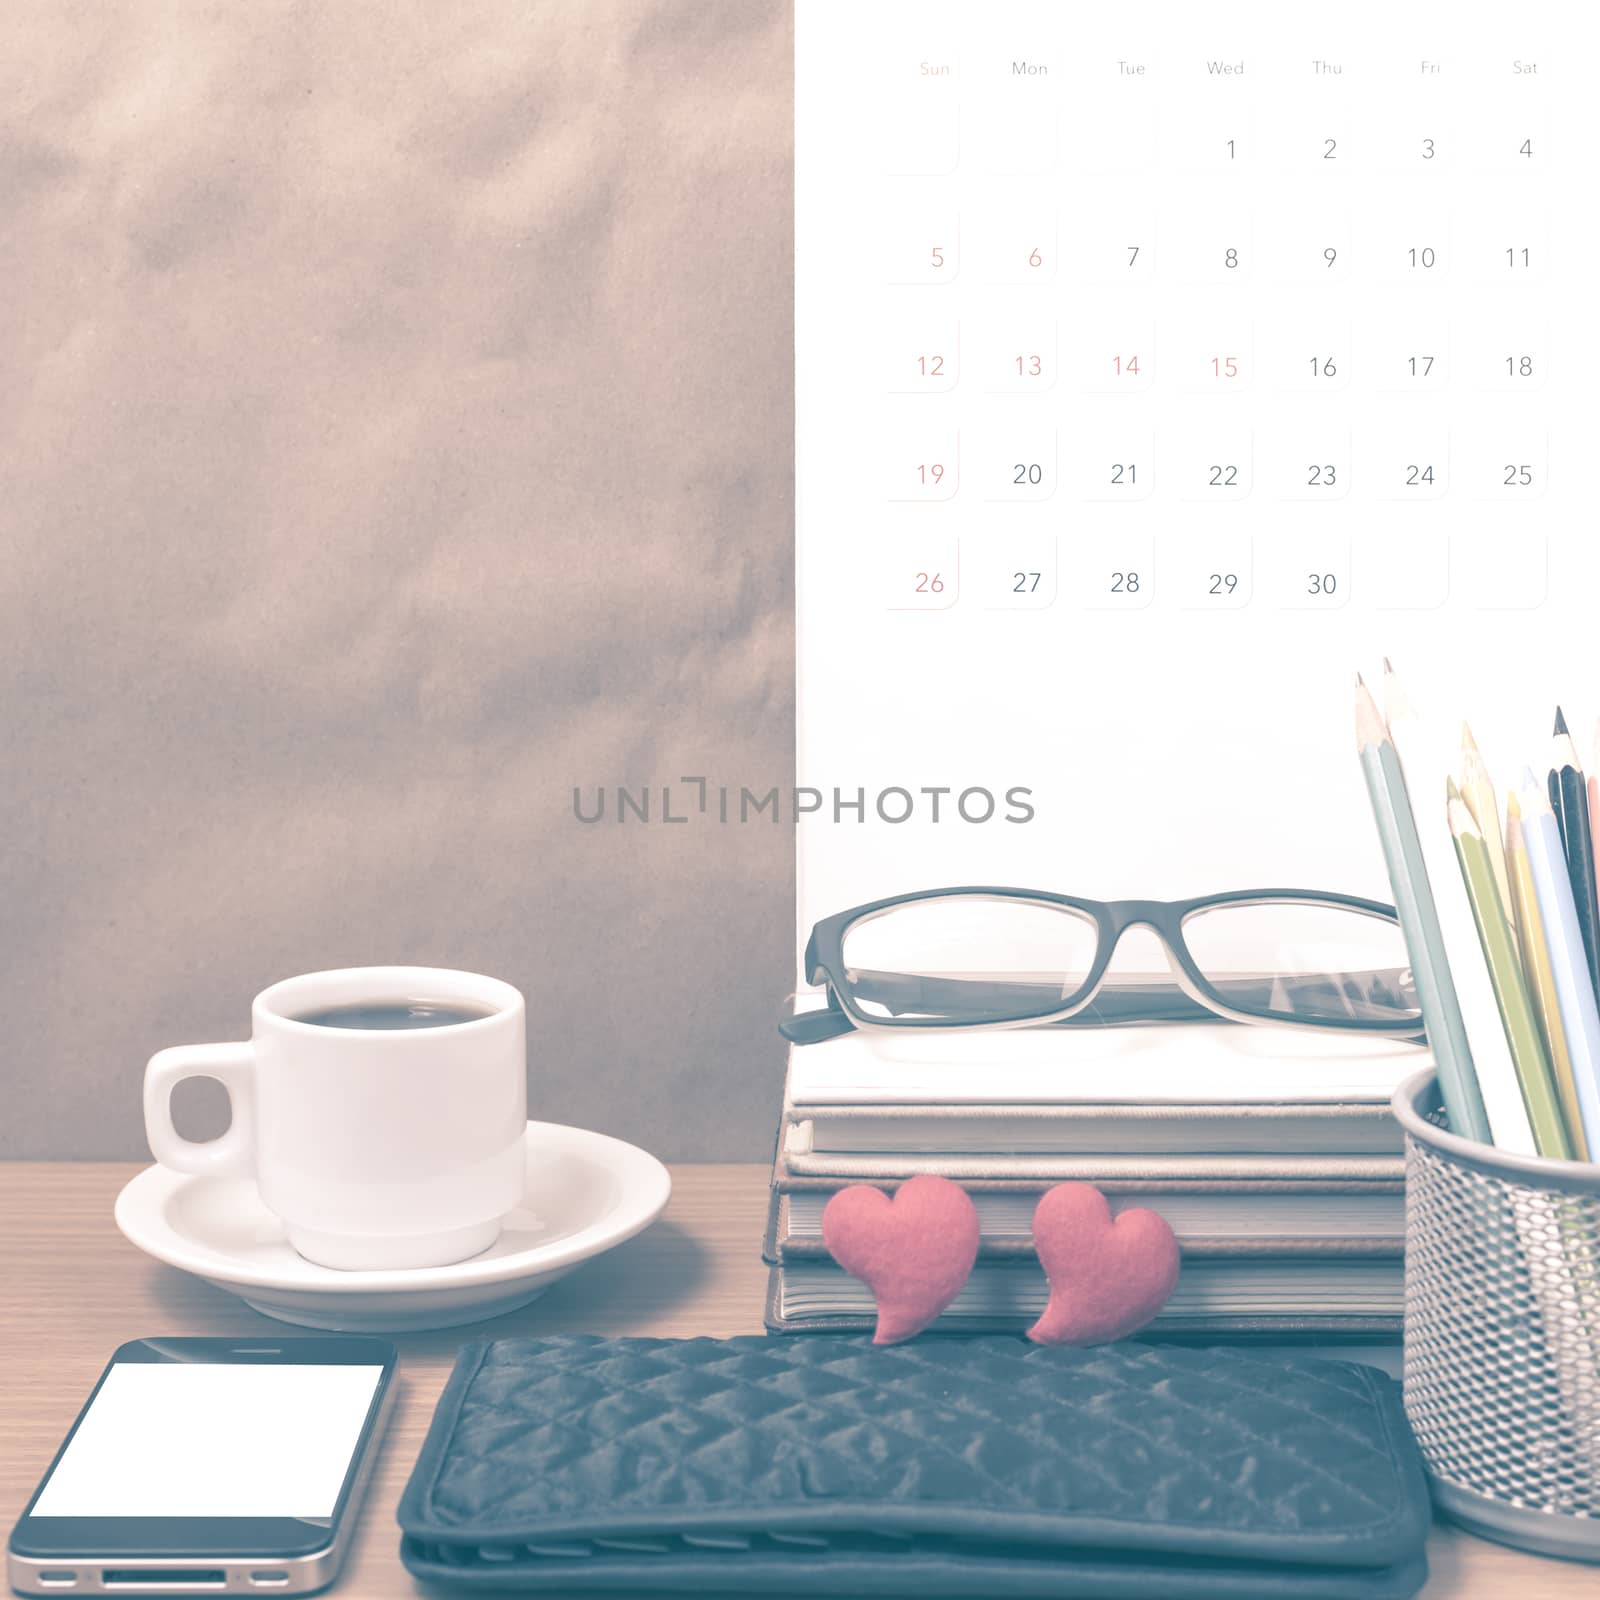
[397,1335,1430,1597]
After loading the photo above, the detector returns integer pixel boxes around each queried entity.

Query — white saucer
[113,1122,671,1332]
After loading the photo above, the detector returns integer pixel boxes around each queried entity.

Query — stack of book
[764,1022,1424,1337]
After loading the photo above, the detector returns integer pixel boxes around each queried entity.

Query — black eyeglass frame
[783,886,1419,1046]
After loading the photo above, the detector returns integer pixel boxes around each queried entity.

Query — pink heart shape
[1027,1182,1180,1346]
[822,1175,979,1344]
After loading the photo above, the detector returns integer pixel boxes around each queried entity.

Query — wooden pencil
[1548,707,1600,1005]
[1355,677,1491,1144]
[1460,723,1515,939]
[1383,662,1529,1151]
[1589,718,1600,985]
[1449,788,1571,1158]
[1517,771,1600,1155]
[1506,792,1590,1160]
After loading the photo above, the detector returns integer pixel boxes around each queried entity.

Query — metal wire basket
[1393,1067,1600,1562]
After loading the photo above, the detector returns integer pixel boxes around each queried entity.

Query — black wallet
[398,1335,1430,1597]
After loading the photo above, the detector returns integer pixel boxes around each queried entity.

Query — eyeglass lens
[840,897,1100,1024]
[1178,901,1417,1023]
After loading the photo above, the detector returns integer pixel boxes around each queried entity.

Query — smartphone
[8,1337,397,1597]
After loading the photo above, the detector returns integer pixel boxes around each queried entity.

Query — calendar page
[794,0,1600,984]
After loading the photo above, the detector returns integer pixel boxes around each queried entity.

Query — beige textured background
[1,2,795,1159]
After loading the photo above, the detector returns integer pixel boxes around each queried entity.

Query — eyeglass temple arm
[778,967,1420,1044]
[778,975,1221,1045]
[780,1007,859,1045]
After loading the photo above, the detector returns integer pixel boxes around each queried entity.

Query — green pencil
[1448,786,1573,1158]
[1355,678,1490,1143]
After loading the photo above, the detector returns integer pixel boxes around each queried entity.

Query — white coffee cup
[143,966,527,1270]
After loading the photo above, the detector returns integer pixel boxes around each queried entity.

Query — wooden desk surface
[1,1161,1591,1599]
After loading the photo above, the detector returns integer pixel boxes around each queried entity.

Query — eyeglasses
[781,887,1422,1046]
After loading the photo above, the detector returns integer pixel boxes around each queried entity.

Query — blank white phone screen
[31,1363,384,1519]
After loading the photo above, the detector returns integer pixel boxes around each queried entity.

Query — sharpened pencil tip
[1446,775,1461,800]
[1354,677,1386,751]
[1555,706,1569,736]
[1461,721,1479,753]
[1447,794,1479,838]
[1382,656,1394,674]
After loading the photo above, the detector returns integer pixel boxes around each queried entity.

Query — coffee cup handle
[144,1043,256,1178]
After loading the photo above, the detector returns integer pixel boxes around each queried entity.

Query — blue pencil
[1518,771,1600,1152]
[1355,679,1490,1143]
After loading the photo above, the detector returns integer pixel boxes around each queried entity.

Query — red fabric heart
[821,1175,979,1344]
[1027,1182,1180,1346]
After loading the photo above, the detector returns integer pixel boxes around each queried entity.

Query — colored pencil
[1383,663,1530,1151]
[1517,771,1600,1154]
[1460,724,1515,939]
[1548,708,1600,1006]
[1589,718,1600,974]
[1507,792,1590,1160]
[1355,677,1491,1144]
[1449,788,1571,1158]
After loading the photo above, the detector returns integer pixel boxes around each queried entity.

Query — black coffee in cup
[292,999,497,1030]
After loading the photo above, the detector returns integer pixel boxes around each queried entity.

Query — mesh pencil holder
[1393,1067,1600,1562]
